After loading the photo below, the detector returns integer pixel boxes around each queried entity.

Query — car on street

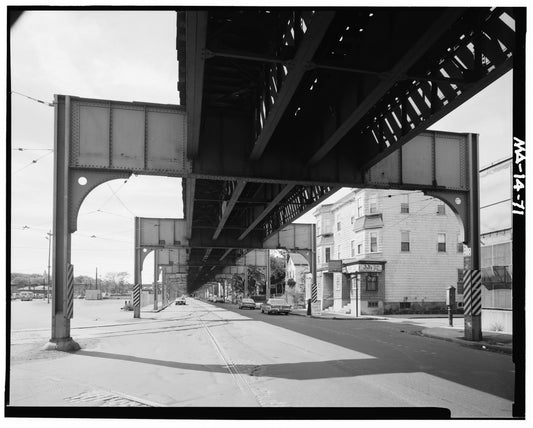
[19,291,34,301]
[261,298,291,315]
[175,297,186,305]
[214,296,225,303]
[239,298,256,310]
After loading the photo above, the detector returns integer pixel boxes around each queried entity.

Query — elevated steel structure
[177,7,515,289]
[48,7,518,350]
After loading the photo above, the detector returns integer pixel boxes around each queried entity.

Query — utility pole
[95,267,98,290]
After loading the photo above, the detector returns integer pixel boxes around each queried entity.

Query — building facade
[285,252,309,307]
[478,157,512,333]
[312,189,464,315]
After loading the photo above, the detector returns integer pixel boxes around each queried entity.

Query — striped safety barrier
[311,283,317,303]
[65,263,74,319]
[463,269,482,316]
[133,283,141,307]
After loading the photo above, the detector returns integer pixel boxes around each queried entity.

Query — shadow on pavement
[74,349,513,401]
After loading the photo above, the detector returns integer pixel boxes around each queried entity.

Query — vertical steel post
[244,264,249,298]
[311,224,317,291]
[153,250,159,310]
[266,249,271,299]
[464,134,482,341]
[45,95,79,352]
[133,218,141,318]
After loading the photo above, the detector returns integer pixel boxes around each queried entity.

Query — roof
[287,252,309,266]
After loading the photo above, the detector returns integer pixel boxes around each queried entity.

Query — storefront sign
[345,263,383,274]
[328,260,343,272]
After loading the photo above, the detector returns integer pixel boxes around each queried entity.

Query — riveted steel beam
[213,180,246,240]
[306,8,466,166]
[238,184,295,240]
[186,11,208,159]
[249,11,335,160]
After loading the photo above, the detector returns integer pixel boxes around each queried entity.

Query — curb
[290,311,385,321]
[420,330,512,355]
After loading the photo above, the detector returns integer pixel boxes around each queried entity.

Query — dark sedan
[239,298,256,310]
[261,299,291,315]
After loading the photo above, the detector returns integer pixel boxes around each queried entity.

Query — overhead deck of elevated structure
[176,7,515,291]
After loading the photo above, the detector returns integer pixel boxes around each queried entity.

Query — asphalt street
[215,301,515,402]
[8,298,514,417]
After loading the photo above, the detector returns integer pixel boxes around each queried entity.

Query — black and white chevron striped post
[64,263,74,320]
[311,283,317,303]
[133,282,141,318]
[463,269,482,341]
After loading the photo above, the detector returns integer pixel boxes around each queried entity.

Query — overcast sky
[8,9,516,283]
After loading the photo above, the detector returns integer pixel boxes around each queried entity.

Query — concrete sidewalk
[290,309,512,355]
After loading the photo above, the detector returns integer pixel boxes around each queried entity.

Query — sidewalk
[290,308,512,355]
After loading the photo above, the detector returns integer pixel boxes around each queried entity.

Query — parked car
[214,296,225,303]
[19,291,34,301]
[261,298,291,315]
[239,298,256,310]
[11,293,20,300]
[175,297,186,305]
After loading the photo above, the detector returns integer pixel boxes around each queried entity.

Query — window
[325,247,331,262]
[336,221,341,232]
[357,243,362,254]
[370,232,378,253]
[317,253,321,265]
[369,195,378,214]
[401,231,410,252]
[317,222,321,236]
[438,233,446,252]
[351,240,355,257]
[437,203,445,215]
[400,302,411,309]
[337,245,341,259]
[457,269,464,294]
[457,235,463,253]
[357,198,363,217]
[351,216,354,224]
[401,194,409,213]
[324,218,332,233]
[366,275,378,291]
[367,301,379,308]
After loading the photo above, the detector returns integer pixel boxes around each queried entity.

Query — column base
[43,337,81,352]
[464,314,483,341]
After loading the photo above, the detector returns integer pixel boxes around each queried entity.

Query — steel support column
[153,250,159,310]
[44,95,80,352]
[266,249,271,299]
[464,134,482,341]
[134,218,141,318]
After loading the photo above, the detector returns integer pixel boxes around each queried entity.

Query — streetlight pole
[46,231,52,304]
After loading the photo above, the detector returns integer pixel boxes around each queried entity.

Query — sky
[6,8,520,284]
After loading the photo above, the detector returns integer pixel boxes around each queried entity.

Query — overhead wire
[12,147,54,151]
[11,90,54,107]
[106,182,137,217]
[12,151,53,174]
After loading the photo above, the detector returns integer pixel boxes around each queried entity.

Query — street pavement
[289,308,513,355]
[7,298,515,418]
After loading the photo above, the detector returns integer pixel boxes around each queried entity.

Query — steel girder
[176,7,517,291]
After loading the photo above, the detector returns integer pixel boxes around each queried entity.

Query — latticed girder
[262,185,337,237]
[346,8,515,166]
